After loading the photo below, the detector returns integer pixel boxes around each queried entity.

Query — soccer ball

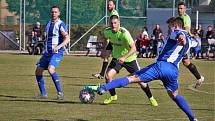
[79,88,95,103]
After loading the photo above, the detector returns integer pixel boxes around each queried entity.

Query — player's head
[207,25,213,31]
[178,1,187,16]
[167,17,175,28]
[108,0,116,11]
[110,15,120,32]
[160,34,165,40]
[173,17,184,29]
[50,6,61,21]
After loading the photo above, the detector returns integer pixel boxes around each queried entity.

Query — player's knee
[167,90,178,100]
[105,74,112,83]
[35,67,43,76]
[48,66,55,74]
[103,58,109,62]
[182,58,190,66]
[127,75,140,83]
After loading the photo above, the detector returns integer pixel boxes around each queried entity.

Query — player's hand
[118,57,125,64]
[53,46,60,53]
[176,35,186,45]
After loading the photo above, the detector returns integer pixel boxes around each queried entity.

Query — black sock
[187,63,201,80]
[141,84,152,99]
[109,89,116,96]
[100,61,108,76]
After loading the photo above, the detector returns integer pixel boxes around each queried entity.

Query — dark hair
[109,0,116,5]
[178,1,186,6]
[51,6,61,11]
[166,17,175,24]
[110,15,119,21]
[174,17,184,28]
[143,26,148,31]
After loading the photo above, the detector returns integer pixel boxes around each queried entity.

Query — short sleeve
[60,22,68,33]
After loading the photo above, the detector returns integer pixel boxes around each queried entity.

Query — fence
[0,0,214,52]
[0,0,148,52]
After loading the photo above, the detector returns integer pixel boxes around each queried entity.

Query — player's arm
[122,42,136,58]
[53,24,70,52]
[176,34,186,46]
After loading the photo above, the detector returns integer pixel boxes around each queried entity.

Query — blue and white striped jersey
[45,19,67,54]
[157,29,191,68]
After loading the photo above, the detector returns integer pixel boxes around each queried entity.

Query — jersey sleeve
[60,22,68,33]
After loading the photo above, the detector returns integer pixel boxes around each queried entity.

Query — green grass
[0,54,214,121]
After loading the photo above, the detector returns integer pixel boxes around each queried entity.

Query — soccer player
[86,17,198,121]
[92,15,158,106]
[177,2,204,88]
[34,6,70,100]
[92,0,119,79]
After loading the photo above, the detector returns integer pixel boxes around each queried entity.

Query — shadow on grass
[0,94,148,106]
[30,119,54,121]
[29,118,89,121]
[14,74,95,80]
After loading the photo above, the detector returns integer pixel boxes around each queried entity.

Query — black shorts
[106,42,113,51]
[108,58,140,74]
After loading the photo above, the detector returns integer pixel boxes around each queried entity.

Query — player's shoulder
[119,27,128,33]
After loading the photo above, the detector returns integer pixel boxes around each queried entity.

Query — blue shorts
[37,52,64,69]
[134,61,179,92]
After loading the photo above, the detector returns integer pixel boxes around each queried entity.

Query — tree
[6,0,66,24]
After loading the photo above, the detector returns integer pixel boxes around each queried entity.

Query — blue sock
[174,95,195,121]
[50,72,62,94]
[101,77,129,91]
[36,75,46,96]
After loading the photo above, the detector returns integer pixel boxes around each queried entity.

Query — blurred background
[0,0,214,54]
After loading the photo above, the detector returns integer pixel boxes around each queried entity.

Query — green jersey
[104,27,137,62]
[110,9,119,17]
[179,13,191,28]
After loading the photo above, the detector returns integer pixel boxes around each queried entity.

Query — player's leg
[167,90,197,121]
[35,54,49,98]
[100,57,110,77]
[104,68,118,104]
[160,61,197,121]
[96,63,159,95]
[92,43,112,79]
[103,58,122,104]
[124,60,158,106]
[35,67,47,98]
[48,53,64,100]
[92,57,109,79]
[182,57,204,88]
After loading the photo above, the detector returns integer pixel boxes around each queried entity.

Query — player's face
[110,18,120,32]
[178,5,186,15]
[108,1,115,11]
[51,8,60,21]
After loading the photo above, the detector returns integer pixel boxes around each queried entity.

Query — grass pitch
[0,54,214,121]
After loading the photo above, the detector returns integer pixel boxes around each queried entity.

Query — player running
[34,6,69,100]
[90,15,158,106]
[86,17,199,121]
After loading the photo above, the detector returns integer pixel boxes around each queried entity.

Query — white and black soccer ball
[79,88,95,103]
